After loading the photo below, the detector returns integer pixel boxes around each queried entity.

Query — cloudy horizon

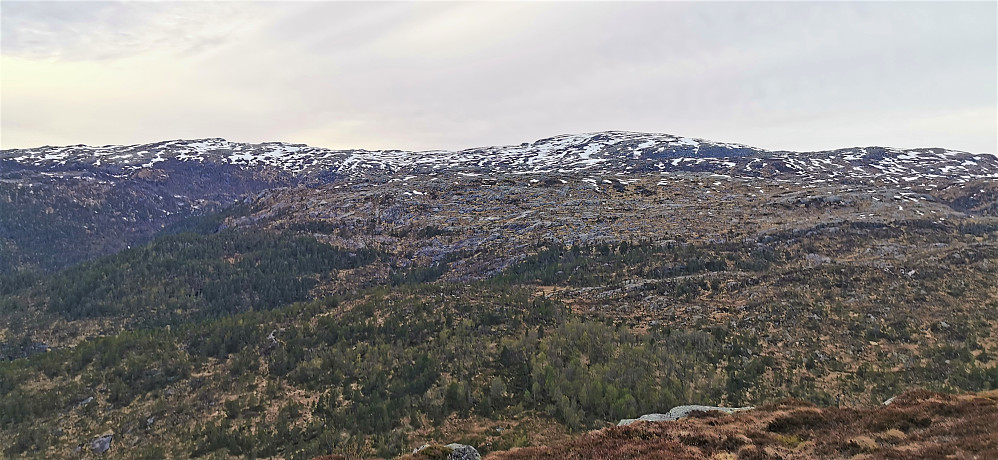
[2,1,996,154]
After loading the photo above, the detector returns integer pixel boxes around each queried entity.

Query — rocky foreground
[394,390,997,460]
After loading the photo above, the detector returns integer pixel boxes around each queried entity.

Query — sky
[1,1,996,154]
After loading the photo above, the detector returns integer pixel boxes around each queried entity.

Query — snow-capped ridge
[2,132,995,187]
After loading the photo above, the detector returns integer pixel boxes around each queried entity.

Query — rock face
[90,434,113,453]
[617,405,753,426]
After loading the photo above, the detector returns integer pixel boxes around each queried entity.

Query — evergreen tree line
[490,240,783,288]
[1,229,379,325]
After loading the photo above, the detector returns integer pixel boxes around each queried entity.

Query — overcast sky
[2,1,996,154]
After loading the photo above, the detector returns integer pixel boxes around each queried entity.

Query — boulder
[444,443,481,460]
[412,443,481,460]
[618,405,753,426]
[90,434,113,454]
[617,413,671,425]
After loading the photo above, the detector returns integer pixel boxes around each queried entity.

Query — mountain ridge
[4,131,996,189]
[6,130,997,157]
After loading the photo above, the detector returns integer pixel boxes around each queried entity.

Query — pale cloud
[1,2,266,60]
[1,1,995,154]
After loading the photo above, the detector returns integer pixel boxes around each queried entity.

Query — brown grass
[484,390,998,460]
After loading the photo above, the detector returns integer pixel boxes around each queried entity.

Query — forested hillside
[1,203,996,458]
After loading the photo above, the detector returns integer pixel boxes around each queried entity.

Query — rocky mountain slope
[3,131,995,273]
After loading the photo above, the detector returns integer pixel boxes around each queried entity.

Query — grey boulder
[618,405,753,426]
[444,443,481,460]
[412,443,481,460]
[90,434,113,453]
